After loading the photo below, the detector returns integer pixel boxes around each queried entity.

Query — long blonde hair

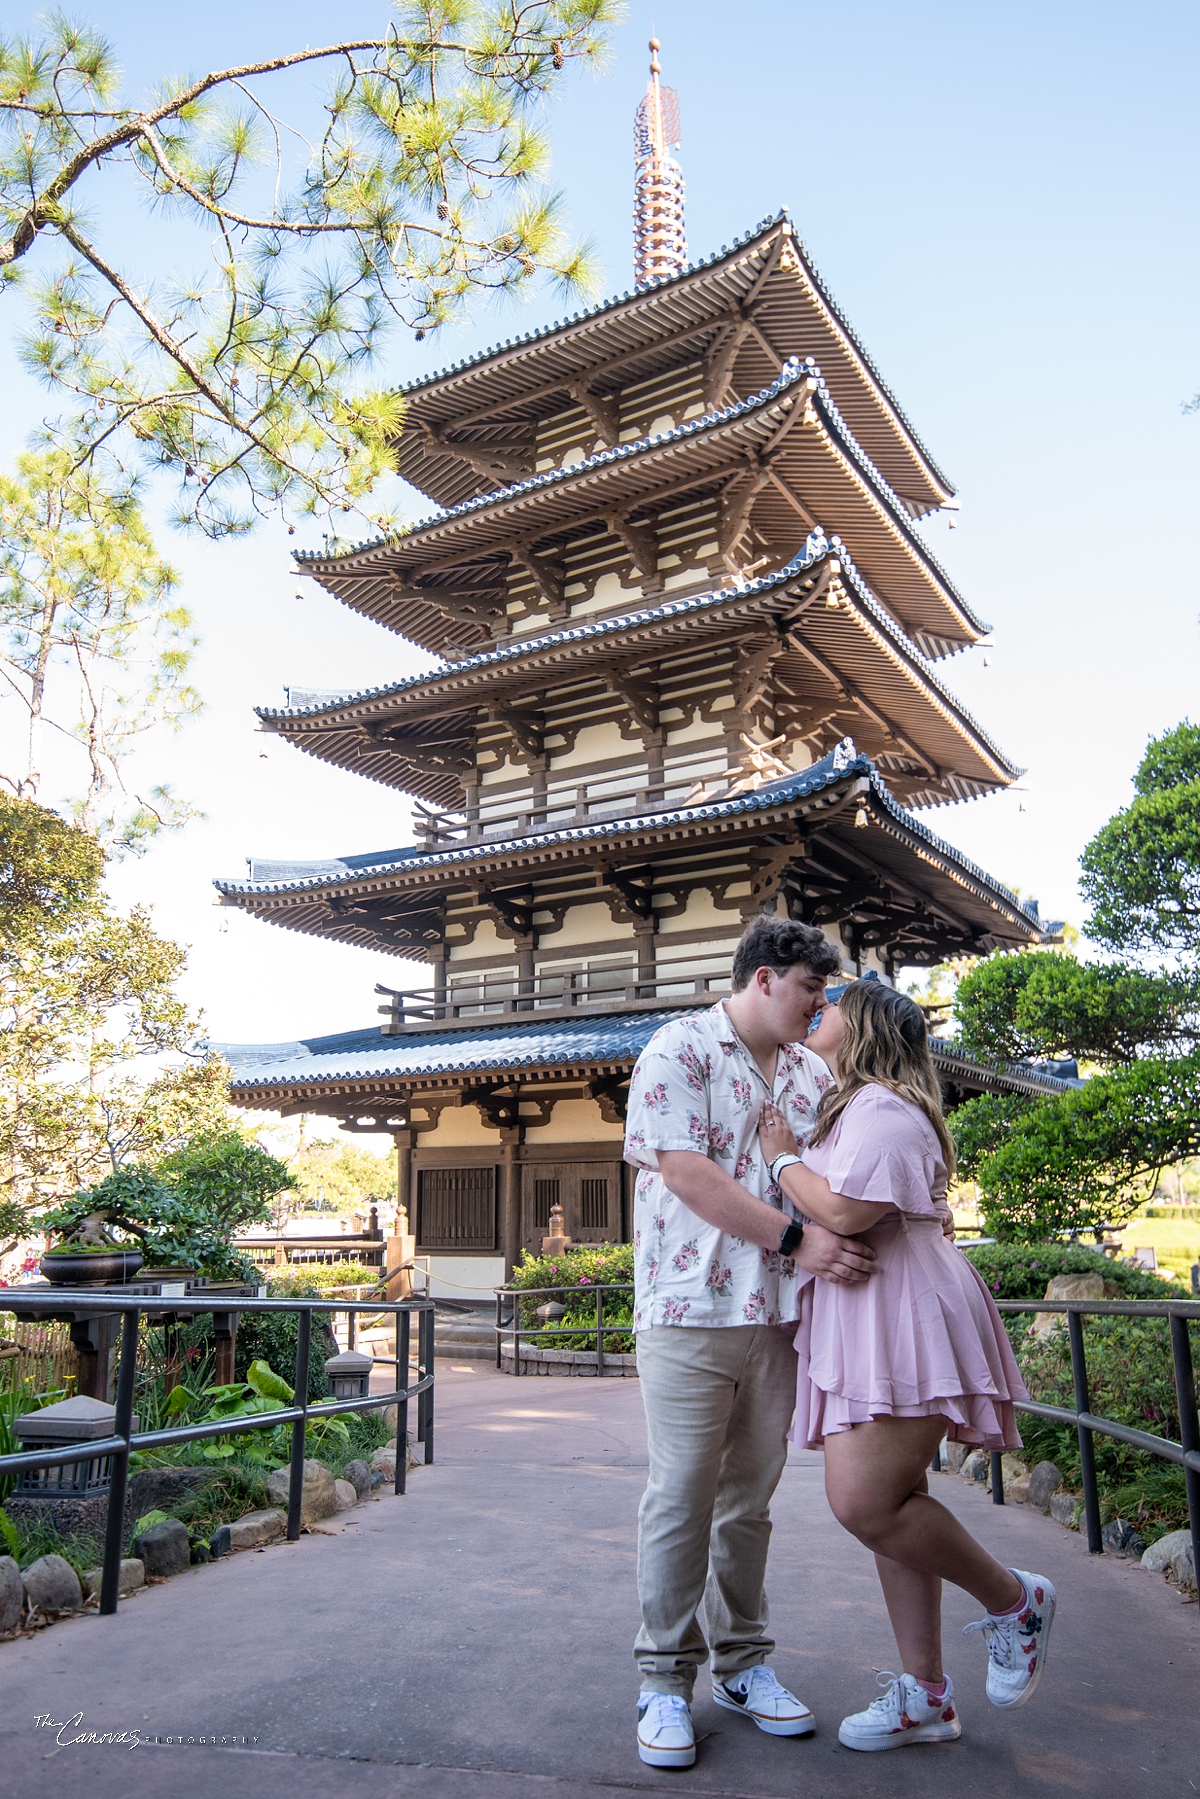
[809,979,956,1175]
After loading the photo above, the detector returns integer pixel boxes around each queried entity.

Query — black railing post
[513,1290,522,1376]
[1169,1310,1200,1599]
[990,1450,1005,1504]
[99,1308,139,1616]
[495,1289,503,1370]
[1067,1308,1103,1553]
[395,1307,411,1496]
[286,1309,312,1541]
[419,1304,435,1464]
[596,1284,605,1378]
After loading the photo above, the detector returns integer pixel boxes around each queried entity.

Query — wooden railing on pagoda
[377,948,734,1030]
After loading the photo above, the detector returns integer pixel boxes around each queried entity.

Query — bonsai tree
[41,1130,296,1281]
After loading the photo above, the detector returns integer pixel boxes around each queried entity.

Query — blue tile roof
[390,210,953,496]
[299,361,979,645]
[260,534,1015,784]
[217,1009,1077,1098]
[219,1009,682,1090]
[216,743,1038,934]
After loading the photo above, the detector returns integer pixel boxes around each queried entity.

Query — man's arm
[656,1150,876,1286]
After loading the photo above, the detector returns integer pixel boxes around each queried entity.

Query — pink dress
[792,1085,1026,1451]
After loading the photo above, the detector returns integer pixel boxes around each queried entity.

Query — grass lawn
[1115,1214,1200,1284]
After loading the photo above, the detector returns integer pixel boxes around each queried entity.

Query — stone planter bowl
[40,1247,144,1286]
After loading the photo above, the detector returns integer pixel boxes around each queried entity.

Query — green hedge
[509,1243,634,1352]
[962,1241,1185,1301]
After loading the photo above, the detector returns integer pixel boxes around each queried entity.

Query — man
[623,917,876,1770]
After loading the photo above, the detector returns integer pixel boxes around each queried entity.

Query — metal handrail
[955,1297,1200,1589]
[0,1291,436,1618]
[495,1280,635,1377]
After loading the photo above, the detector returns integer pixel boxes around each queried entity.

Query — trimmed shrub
[962,1241,1184,1302]
[510,1243,634,1352]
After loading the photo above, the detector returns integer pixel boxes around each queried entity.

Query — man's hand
[795,1221,876,1286]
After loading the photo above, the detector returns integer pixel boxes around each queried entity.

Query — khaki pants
[634,1323,798,1696]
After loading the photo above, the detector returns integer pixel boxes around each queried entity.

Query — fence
[0,1291,435,1619]
[495,1282,634,1376]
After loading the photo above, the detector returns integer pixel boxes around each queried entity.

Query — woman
[758,980,1055,1753]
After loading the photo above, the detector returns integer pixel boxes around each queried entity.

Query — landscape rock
[190,1541,212,1564]
[132,1517,191,1577]
[1049,1491,1081,1529]
[1029,1273,1105,1338]
[370,1447,398,1484]
[127,1465,215,1520]
[0,1556,23,1632]
[342,1458,372,1500]
[1102,1518,1146,1557]
[333,1479,358,1512]
[960,1449,989,1484]
[942,1440,970,1473]
[22,1553,83,1614]
[1007,1474,1032,1506]
[226,1509,285,1550]
[1142,1529,1196,1588]
[266,1458,338,1526]
[1027,1461,1065,1512]
[81,1559,144,1600]
[209,1525,231,1558]
[1000,1454,1028,1498]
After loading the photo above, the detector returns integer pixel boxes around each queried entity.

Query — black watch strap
[778,1220,805,1257]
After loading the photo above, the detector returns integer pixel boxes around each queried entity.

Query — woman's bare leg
[824,1415,1023,1674]
[873,1552,943,1683]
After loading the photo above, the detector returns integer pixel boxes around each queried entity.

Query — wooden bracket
[602,864,655,923]
[603,664,660,740]
[604,511,660,587]
[491,702,544,762]
[423,425,534,484]
[465,1082,522,1131]
[357,726,473,779]
[703,308,755,407]
[567,382,621,446]
[509,539,567,616]
[475,885,536,940]
[588,1072,631,1125]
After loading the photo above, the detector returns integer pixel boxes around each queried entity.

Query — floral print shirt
[624,1002,834,1330]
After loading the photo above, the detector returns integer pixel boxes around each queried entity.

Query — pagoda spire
[633,38,686,288]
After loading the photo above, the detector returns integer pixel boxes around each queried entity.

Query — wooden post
[387,1129,416,1299]
[70,1313,120,1403]
[501,1126,522,1279]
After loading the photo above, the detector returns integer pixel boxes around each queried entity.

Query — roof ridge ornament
[634,39,687,288]
[831,736,858,772]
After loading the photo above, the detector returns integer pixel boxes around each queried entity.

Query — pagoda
[216,49,1065,1293]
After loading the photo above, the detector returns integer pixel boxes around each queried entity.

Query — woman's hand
[758,1102,799,1162]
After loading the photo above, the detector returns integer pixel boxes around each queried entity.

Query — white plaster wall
[522,1097,624,1143]
[427,1255,505,1299]
[448,918,506,960]
[537,903,628,953]
[671,887,742,934]
[417,1105,500,1146]
[550,720,628,771]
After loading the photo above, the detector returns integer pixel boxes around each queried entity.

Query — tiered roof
[216,745,1044,965]
[261,541,1015,811]
[298,359,979,661]
[377,213,954,516]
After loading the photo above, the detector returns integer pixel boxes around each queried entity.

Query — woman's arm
[776,1160,892,1236]
[759,1102,894,1235]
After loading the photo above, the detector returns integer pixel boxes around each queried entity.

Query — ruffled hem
[795,1381,1022,1452]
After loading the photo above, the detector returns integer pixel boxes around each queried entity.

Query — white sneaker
[837,1672,961,1752]
[636,1692,696,1768]
[712,1664,816,1737]
[964,1569,1056,1709]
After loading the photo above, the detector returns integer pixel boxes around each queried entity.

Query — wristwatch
[778,1220,805,1257]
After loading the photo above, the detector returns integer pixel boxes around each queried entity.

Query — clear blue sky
[3,0,1198,1051]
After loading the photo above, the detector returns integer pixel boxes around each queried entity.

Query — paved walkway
[2,1365,1197,1798]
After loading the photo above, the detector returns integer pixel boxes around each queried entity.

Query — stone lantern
[13,1393,139,1500]
[324,1348,373,1399]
